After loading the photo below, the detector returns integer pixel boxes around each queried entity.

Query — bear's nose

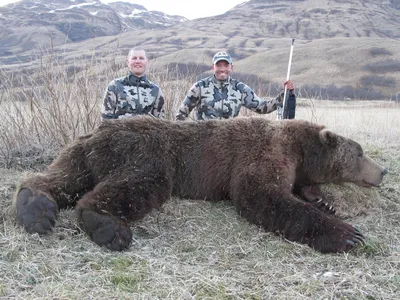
[381,168,388,176]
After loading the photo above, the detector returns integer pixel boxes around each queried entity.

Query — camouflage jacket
[101,72,165,119]
[175,76,295,121]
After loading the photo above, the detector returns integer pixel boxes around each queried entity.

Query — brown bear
[12,116,387,253]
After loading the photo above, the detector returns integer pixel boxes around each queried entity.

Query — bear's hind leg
[14,170,91,234]
[76,169,172,251]
[13,145,93,235]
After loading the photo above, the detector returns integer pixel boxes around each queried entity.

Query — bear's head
[302,129,387,187]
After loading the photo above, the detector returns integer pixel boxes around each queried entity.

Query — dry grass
[0,54,400,299]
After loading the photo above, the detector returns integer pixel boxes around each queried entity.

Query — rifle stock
[277,38,295,120]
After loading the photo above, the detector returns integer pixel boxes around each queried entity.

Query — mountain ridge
[0,0,187,56]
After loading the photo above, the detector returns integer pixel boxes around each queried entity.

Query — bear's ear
[319,129,337,146]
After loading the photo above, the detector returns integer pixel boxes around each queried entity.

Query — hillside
[1,0,400,100]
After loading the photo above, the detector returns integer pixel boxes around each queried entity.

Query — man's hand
[283,80,295,91]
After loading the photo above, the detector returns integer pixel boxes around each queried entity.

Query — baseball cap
[212,52,232,64]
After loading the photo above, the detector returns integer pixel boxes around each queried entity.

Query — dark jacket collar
[128,72,148,83]
[211,75,231,87]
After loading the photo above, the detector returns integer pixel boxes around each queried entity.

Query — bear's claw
[310,220,365,253]
[15,188,58,234]
[353,230,365,245]
[313,199,336,215]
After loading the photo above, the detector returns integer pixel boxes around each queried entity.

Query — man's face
[212,60,233,81]
[127,50,148,76]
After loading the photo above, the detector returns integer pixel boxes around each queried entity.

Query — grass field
[0,55,399,299]
[0,99,399,299]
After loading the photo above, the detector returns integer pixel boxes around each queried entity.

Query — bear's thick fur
[12,117,387,253]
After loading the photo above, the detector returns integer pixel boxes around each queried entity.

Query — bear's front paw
[310,220,365,253]
[81,210,132,251]
[15,188,58,234]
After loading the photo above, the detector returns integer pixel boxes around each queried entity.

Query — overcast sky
[0,0,247,20]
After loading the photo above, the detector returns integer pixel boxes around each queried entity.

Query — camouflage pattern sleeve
[101,81,118,119]
[151,87,166,119]
[175,82,201,121]
[240,82,292,114]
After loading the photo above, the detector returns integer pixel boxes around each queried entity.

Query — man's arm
[175,83,201,121]
[254,89,296,115]
[151,87,166,119]
[101,83,118,119]
[241,81,295,116]
[239,83,280,114]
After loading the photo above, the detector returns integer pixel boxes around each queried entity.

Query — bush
[363,59,400,73]
[360,75,396,88]
[369,47,393,57]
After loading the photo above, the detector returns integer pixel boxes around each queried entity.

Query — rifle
[276,38,295,120]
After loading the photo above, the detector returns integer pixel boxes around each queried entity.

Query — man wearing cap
[175,51,295,121]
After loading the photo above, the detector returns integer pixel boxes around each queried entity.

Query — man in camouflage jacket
[101,48,165,119]
[175,52,295,121]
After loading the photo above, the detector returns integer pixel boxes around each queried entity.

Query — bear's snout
[359,155,387,187]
